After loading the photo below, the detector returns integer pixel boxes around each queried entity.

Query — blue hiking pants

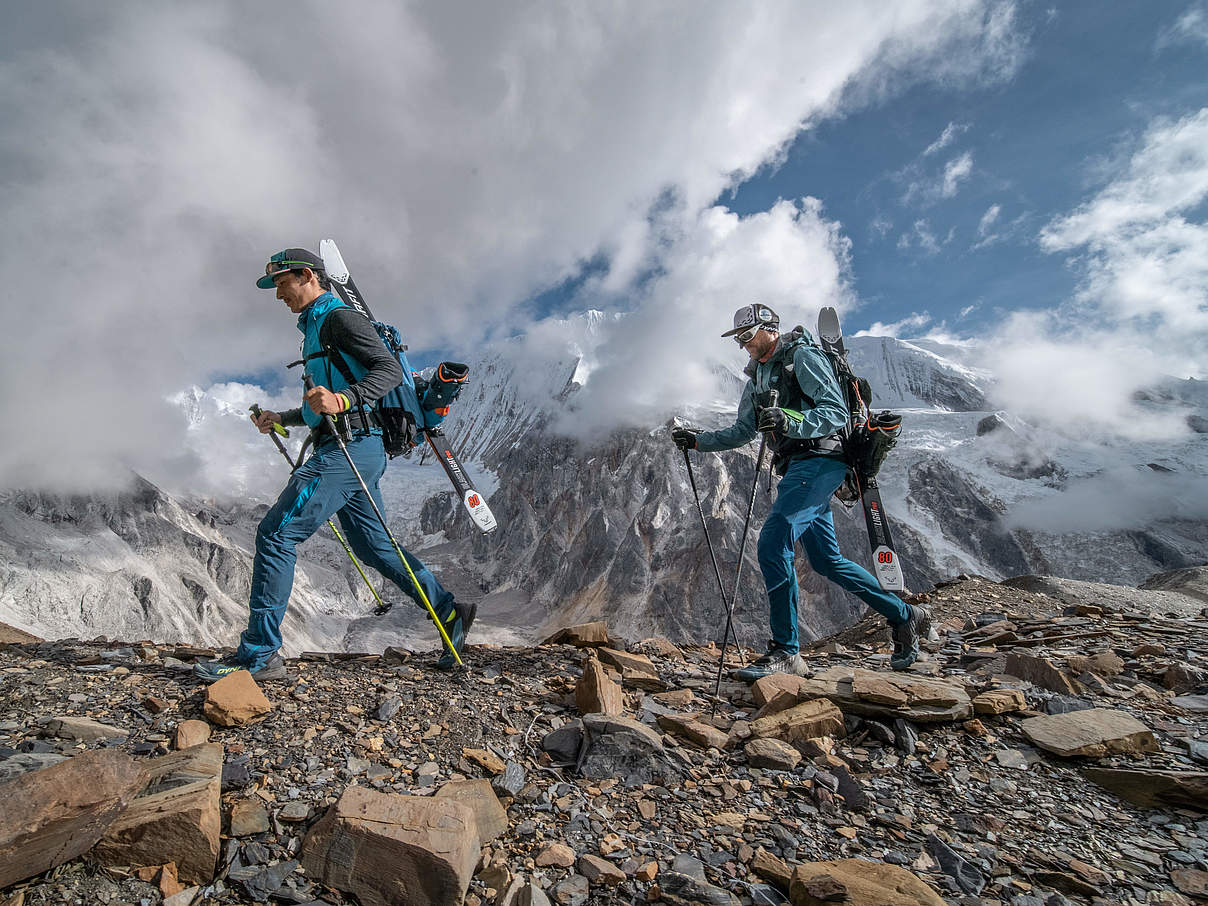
[236,433,454,669]
[755,456,910,655]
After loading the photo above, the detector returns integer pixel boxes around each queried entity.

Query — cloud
[897,219,951,254]
[988,107,1208,438]
[551,197,856,437]
[1156,3,1208,49]
[941,151,975,197]
[977,203,1002,236]
[853,313,932,338]
[924,121,969,157]
[0,1,1027,492]
[1007,468,1208,533]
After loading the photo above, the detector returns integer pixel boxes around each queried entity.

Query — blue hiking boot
[434,599,477,671]
[193,652,288,684]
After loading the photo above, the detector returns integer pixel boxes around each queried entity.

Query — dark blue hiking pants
[235,433,453,669]
[756,456,910,655]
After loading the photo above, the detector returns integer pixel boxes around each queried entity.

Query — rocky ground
[1,573,1207,906]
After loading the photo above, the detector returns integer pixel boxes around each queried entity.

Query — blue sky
[727,2,1208,338]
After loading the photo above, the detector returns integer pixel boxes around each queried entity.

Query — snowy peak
[845,335,990,411]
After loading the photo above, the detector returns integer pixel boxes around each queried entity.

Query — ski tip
[319,238,350,284]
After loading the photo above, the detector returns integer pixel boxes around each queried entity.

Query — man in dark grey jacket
[195,249,472,682]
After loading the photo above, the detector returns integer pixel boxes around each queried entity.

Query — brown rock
[94,743,223,885]
[1021,708,1159,758]
[1163,663,1208,694]
[744,738,802,771]
[44,716,127,742]
[578,853,625,886]
[435,779,508,843]
[1083,767,1208,811]
[651,688,695,708]
[752,847,793,889]
[461,748,507,775]
[1131,642,1166,657]
[576,658,623,716]
[635,861,659,881]
[0,620,42,645]
[810,667,970,722]
[175,719,212,750]
[203,671,272,727]
[543,621,611,647]
[536,842,576,868]
[0,750,148,888]
[754,689,801,720]
[1066,649,1124,678]
[656,713,729,749]
[1171,868,1208,898]
[597,647,660,678]
[302,787,480,906]
[790,859,944,905]
[972,689,1027,715]
[750,699,845,745]
[1004,652,1081,696]
[229,799,271,837]
[635,637,684,660]
[752,673,811,707]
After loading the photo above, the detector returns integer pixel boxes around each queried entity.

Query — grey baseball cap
[721,303,779,337]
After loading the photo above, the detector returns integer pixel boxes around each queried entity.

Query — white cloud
[0,1,1026,491]
[923,121,969,156]
[1157,3,1208,49]
[897,219,947,254]
[988,107,1208,438]
[941,151,975,197]
[553,197,855,437]
[977,203,1002,236]
[853,312,932,338]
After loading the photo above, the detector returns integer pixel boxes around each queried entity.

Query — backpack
[815,341,901,493]
[324,319,469,458]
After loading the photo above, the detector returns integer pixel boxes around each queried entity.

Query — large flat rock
[1082,767,1208,812]
[1021,708,1159,758]
[302,787,480,906]
[0,749,148,888]
[813,668,972,723]
[790,859,945,905]
[93,743,223,884]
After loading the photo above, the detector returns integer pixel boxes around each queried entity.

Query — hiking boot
[193,652,288,684]
[734,642,807,684]
[435,599,477,671]
[890,605,930,671]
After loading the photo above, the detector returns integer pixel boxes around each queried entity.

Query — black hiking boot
[890,604,931,671]
[734,641,807,683]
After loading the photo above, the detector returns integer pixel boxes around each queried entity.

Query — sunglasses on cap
[734,325,760,346]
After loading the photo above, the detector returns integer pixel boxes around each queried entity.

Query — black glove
[671,427,698,450]
[757,407,788,434]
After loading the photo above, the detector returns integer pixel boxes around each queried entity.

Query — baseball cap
[721,303,779,338]
[256,248,325,289]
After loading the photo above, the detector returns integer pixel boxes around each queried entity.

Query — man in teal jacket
[195,249,473,682]
[673,304,928,679]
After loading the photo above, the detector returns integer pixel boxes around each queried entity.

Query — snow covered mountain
[1,318,1204,655]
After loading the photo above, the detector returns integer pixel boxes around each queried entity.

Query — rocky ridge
[1,572,1207,906]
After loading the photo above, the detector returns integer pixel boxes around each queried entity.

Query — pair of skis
[317,239,497,535]
[816,306,905,593]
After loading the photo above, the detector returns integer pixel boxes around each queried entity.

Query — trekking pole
[301,376,463,666]
[250,406,389,614]
[676,426,748,662]
[712,390,776,705]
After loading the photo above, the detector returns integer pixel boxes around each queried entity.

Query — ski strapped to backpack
[318,239,497,534]
[816,306,905,592]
